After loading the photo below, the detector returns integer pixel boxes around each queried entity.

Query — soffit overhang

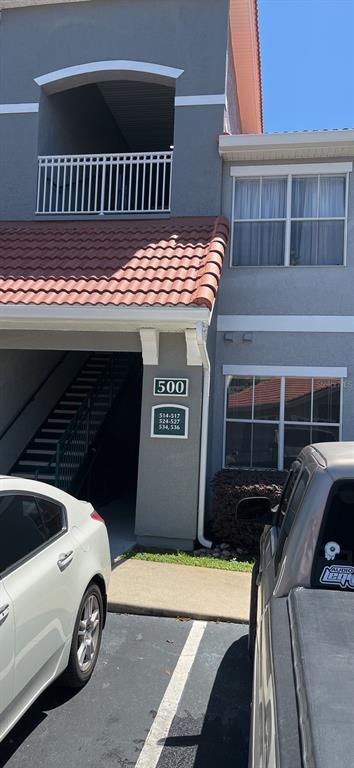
[229,0,263,135]
[219,129,354,162]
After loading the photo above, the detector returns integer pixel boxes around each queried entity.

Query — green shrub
[211,469,287,555]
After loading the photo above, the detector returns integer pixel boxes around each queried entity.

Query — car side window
[0,494,65,574]
[35,497,65,540]
[275,468,311,572]
[312,480,354,590]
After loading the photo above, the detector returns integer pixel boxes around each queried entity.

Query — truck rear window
[312,480,354,590]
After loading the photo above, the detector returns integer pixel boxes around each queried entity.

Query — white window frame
[223,370,344,471]
[230,162,352,268]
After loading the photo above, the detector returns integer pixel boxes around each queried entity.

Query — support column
[135,332,203,551]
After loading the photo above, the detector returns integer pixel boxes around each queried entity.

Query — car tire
[248,557,259,664]
[61,583,104,689]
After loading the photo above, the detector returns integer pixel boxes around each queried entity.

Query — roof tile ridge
[191,216,229,310]
[195,215,229,281]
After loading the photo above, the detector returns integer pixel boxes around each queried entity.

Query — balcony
[36,151,173,216]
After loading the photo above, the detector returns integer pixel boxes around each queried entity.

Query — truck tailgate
[288,588,354,768]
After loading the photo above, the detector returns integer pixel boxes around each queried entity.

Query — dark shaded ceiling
[97,80,175,152]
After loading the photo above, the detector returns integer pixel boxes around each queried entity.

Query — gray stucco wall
[0,114,39,219]
[0,0,228,102]
[135,333,203,550]
[171,104,224,216]
[0,349,87,471]
[0,0,229,219]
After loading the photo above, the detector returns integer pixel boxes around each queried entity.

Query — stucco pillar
[135,332,203,551]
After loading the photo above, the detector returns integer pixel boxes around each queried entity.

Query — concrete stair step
[60,400,86,408]
[70,384,96,390]
[84,365,110,371]
[25,449,56,456]
[11,472,56,481]
[18,460,51,467]
[41,428,67,434]
[34,438,59,444]
[47,418,72,424]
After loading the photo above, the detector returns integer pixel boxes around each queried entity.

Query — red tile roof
[0,217,229,310]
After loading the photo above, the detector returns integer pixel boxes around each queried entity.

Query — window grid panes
[233,177,287,266]
[232,173,346,267]
[224,376,341,471]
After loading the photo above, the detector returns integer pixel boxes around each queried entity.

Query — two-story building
[1,0,353,553]
[0,0,261,552]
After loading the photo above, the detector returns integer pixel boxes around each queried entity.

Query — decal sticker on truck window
[324,541,341,561]
[320,565,354,589]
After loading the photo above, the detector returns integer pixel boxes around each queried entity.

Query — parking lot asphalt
[0,614,251,768]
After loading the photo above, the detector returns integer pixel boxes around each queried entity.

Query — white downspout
[196,321,213,549]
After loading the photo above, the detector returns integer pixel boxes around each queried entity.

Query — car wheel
[248,557,259,664]
[61,583,103,689]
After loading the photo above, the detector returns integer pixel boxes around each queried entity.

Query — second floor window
[232,173,347,267]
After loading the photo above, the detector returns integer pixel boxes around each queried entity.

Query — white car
[0,475,111,743]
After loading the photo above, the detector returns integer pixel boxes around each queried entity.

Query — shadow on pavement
[194,633,251,767]
[162,633,251,768]
[0,685,79,767]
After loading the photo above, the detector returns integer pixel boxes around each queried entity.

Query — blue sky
[258,0,354,132]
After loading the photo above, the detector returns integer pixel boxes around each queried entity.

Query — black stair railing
[38,355,122,491]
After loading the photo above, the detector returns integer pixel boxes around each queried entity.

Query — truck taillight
[91,510,106,525]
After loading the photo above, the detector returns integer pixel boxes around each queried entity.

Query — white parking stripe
[134,620,207,768]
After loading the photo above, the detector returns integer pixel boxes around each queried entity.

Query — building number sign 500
[154,378,189,397]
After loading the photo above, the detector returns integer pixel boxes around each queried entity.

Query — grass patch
[120,550,254,572]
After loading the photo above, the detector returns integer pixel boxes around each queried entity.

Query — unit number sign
[153,378,189,397]
[151,405,189,439]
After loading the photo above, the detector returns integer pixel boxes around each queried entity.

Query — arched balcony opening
[36,63,179,216]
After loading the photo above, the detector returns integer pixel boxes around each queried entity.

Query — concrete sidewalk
[108,559,251,623]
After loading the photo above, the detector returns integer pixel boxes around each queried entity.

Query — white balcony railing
[36,151,173,215]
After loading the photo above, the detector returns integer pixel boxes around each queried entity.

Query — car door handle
[57,550,74,570]
[0,604,9,624]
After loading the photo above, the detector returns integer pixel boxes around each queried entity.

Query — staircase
[11,352,136,491]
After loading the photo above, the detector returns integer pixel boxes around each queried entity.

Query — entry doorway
[4,346,143,563]
[77,353,143,561]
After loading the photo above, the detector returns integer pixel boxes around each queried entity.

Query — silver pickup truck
[237,442,354,768]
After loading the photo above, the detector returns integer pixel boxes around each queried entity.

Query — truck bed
[270,597,303,768]
[288,587,354,768]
